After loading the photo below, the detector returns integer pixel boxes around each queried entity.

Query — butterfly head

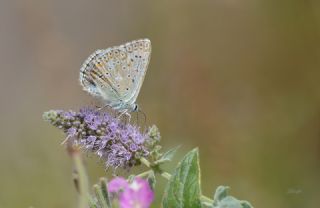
[132,103,139,112]
[118,102,139,112]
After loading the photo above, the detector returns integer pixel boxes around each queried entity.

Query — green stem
[200,195,215,204]
[68,145,90,208]
[140,157,214,205]
[140,157,151,167]
[136,170,153,178]
[160,171,171,180]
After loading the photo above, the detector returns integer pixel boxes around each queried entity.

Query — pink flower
[108,177,154,208]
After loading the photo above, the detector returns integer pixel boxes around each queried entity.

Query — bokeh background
[1,0,320,207]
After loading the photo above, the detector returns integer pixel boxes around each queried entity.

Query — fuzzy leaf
[162,148,202,208]
[213,186,229,203]
[212,186,253,208]
[154,146,180,165]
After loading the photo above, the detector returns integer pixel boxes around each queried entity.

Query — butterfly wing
[80,49,123,107]
[79,39,151,109]
[120,39,151,105]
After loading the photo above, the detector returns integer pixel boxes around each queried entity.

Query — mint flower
[108,177,154,208]
[43,107,153,169]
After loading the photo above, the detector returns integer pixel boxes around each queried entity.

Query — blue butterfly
[79,39,151,114]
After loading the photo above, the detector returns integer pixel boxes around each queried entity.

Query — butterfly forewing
[123,39,151,104]
[79,39,151,110]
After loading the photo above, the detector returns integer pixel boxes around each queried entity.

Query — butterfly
[79,39,151,113]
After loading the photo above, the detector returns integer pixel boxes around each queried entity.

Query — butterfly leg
[96,104,112,111]
[117,109,131,122]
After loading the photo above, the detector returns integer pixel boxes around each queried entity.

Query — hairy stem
[136,170,153,178]
[68,145,90,208]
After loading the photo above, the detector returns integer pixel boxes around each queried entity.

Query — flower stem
[136,170,153,178]
[139,157,151,167]
[160,171,171,180]
[200,195,214,204]
[68,145,89,208]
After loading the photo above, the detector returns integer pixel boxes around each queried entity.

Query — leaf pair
[162,148,253,208]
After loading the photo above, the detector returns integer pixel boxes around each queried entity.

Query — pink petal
[108,177,129,193]
[119,177,154,208]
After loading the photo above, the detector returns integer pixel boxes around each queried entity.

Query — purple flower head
[80,108,103,130]
[129,143,139,152]
[67,127,77,137]
[85,136,97,149]
[43,107,158,170]
[62,111,76,120]
[108,177,154,208]
[127,126,146,144]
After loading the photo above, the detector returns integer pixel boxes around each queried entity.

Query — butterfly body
[79,39,151,112]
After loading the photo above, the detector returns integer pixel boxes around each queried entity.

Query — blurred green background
[1,0,320,207]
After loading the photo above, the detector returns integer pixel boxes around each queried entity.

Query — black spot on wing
[87,78,96,87]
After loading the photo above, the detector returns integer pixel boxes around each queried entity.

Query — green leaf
[162,148,202,208]
[154,146,180,165]
[212,186,253,208]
